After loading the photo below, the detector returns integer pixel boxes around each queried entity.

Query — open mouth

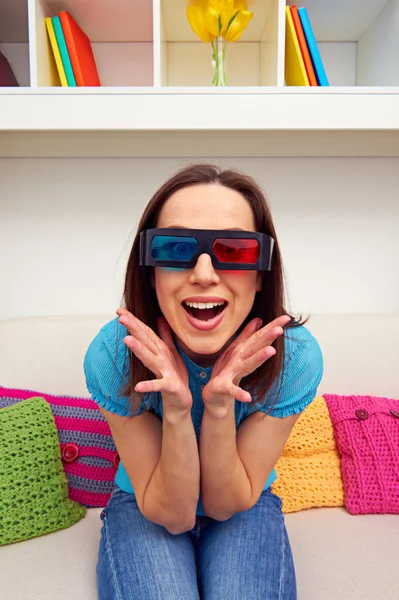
[182,301,227,322]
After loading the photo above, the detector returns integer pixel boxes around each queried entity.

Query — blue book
[298,7,329,86]
[52,16,76,87]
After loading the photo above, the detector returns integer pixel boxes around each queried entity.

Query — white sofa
[0,314,398,600]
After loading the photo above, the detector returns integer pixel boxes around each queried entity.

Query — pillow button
[390,409,399,419]
[355,409,369,420]
[62,443,80,464]
[355,408,369,421]
[113,452,120,469]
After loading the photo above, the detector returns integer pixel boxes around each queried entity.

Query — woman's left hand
[201,315,292,411]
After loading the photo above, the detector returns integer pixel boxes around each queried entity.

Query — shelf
[0,87,398,131]
[2,0,398,89]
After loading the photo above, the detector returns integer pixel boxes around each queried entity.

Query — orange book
[59,11,100,86]
[290,5,317,86]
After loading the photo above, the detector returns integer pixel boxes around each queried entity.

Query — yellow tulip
[205,5,221,38]
[187,1,253,44]
[223,9,253,41]
[186,5,215,43]
[209,0,230,14]
[220,0,235,36]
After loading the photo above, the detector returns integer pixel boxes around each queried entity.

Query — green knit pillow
[0,396,86,546]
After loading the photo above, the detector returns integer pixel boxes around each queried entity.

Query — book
[59,11,101,86]
[52,16,76,87]
[285,6,309,86]
[298,7,329,86]
[45,17,68,87]
[0,50,18,86]
[290,5,317,86]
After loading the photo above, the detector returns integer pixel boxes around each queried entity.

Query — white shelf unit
[1,0,399,89]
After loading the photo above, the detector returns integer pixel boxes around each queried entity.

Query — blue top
[84,317,323,516]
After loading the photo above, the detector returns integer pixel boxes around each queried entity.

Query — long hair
[120,164,307,414]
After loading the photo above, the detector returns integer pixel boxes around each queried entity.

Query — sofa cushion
[0,386,118,508]
[272,396,344,512]
[324,394,399,515]
[0,397,86,546]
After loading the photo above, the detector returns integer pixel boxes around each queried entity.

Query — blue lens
[150,236,197,262]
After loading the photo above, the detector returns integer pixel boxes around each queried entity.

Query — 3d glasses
[139,228,274,270]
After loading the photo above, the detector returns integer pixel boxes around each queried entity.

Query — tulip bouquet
[186,0,253,86]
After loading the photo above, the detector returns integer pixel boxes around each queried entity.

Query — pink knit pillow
[0,386,119,508]
[323,394,399,515]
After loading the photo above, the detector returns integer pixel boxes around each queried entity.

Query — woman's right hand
[116,308,192,417]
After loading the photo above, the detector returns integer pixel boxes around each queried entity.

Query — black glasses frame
[139,228,274,271]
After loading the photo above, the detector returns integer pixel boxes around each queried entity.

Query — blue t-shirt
[84,317,323,516]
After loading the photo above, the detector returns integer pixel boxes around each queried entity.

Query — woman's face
[154,183,263,366]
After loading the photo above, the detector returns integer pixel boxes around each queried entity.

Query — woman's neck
[175,334,235,368]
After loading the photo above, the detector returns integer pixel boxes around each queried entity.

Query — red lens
[213,238,260,264]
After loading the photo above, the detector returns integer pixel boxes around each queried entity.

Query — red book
[59,11,100,86]
[290,5,318,86]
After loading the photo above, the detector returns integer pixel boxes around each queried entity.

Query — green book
[52,15,76,87]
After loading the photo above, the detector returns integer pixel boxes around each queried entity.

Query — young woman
[84,163,323,600]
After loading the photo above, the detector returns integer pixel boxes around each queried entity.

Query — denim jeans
[97,485,297,600]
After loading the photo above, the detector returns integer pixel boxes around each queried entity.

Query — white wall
[0,156,398,321]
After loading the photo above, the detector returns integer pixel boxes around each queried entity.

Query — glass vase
[212,37,227,86]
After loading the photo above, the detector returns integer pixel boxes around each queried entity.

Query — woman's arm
[199,404,298,520]
[199,314,292,520]
[144,406,200,533]
[101,404,199,535]
[114,309,200,534]
[200,317,323,521]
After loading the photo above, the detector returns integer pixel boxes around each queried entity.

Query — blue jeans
[97,485,297,600]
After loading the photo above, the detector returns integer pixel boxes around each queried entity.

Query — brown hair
[120,163,308,414]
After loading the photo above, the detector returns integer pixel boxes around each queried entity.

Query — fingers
[239,315,290,361]
[135,378,164,394]
[229,318,262,350]
[118,310,187,399]
[134,376,186,396]
[231,314,290,352]
[117,308,161,356]
[123,335,162,378]
[230,384,252,403]
[240,325,282,361]
[239,345,277,379]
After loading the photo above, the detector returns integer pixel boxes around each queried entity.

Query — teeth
[184,301,225,309]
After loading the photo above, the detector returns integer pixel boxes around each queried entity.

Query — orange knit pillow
[272,396,344,513]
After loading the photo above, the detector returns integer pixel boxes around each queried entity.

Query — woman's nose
[188,253,220,286]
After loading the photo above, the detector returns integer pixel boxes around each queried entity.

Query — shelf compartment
[29,0,154,87]
[156,0,283,87]
[0,0,30,86]
[286,0,399,86]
